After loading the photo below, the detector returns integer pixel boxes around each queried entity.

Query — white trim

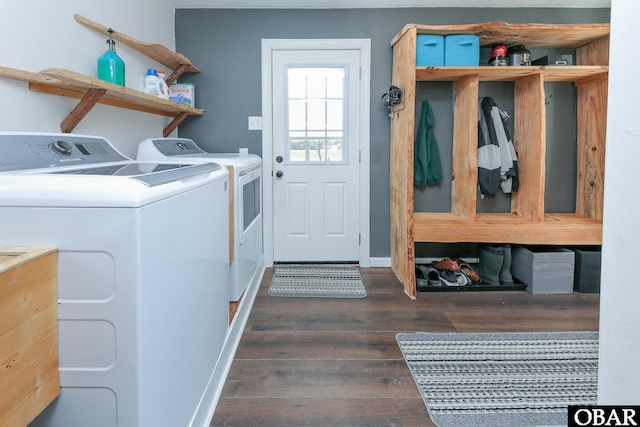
[261,38,371,267]
[369,257,392,268]
[187,258,265,427]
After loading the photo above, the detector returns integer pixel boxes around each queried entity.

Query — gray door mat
[396,331,599,427]
[268,264,366,298]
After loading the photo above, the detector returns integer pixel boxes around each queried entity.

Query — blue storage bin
[444,35,480,66]
[416,35,444,66]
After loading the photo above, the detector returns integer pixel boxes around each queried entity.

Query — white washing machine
[0,132,229,427]
[137,137,262,302]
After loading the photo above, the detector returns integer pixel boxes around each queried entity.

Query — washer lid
[48,161,222,186]
[0,162,228,208]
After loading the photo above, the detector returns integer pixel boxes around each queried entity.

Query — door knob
[276,156,283,163]
[275,170,283,178]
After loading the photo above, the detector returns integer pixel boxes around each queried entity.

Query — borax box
[169,83,195,108]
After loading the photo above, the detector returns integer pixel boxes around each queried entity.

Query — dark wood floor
[211,267,600,427]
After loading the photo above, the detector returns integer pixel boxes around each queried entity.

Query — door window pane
[285,67,346,163]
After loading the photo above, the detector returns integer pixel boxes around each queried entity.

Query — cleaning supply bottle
[97,28,125,86]
[156,71,170,100]
[144,69,167,98]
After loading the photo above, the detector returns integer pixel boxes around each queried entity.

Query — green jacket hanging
[414,99,442,187]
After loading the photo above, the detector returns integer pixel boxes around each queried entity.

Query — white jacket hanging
[477,96,519,199]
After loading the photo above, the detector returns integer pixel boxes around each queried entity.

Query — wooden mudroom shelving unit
[390,21,610,298]
[0,14,201,137]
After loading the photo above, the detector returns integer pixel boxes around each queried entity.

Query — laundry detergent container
[416,35,444,66]
[444,35,480,66]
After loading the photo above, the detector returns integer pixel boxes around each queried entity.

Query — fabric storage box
[569,246,601,293]
[444,35,480,66]
[416,35,444,66]
[511,245,575,294]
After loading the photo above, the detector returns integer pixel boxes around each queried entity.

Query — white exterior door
[271,49,361,262]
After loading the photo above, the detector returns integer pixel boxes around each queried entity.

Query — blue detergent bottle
[97,28,125,86]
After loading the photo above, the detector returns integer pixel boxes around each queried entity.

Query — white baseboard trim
[368,257,392,267]
[188,256,266,427]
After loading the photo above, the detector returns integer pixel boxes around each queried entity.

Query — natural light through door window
[286,67,346,163]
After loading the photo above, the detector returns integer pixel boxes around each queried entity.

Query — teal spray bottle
[97,28,125,86]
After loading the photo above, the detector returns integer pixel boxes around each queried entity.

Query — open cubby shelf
[389,21,610,298]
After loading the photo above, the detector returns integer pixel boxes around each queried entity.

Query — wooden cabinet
[0,247,58,426]
[389,22,610,298]
[0,14,202,137]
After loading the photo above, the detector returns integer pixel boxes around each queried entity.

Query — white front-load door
[272,49,361,262]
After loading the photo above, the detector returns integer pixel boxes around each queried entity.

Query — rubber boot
[499,243,514,286]
[475,244,504,286]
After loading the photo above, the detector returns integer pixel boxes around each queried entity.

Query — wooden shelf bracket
[163,112,189,137]
[60,88,107,133]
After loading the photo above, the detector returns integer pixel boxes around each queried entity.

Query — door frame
[261,38,371,268]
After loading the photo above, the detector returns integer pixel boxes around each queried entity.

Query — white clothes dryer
[0,132,229,427]
[137,137,262,302]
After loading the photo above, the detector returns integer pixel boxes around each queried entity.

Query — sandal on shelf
[416,264,442,287]
[456,271,470,286]
[436,267,461,287]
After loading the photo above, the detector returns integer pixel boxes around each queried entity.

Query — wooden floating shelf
[38,68,203,118]
[413,213,603,245]
[74,14,199,85]
[416,65,608,84]
[393,21,610,48]
[0,66,202,137]
[42,68,203,136]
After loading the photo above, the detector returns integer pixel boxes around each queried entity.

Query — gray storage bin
[511,245,575,294]
[569,246,601,293]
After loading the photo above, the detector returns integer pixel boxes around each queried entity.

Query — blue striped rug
[396,331,598,427]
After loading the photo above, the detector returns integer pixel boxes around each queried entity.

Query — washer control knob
[275,170,283,178]
[50,140,73,156]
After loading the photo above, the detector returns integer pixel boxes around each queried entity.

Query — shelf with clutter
[0,14,202,137]
[73,14,199,86]
[389,21,610,298]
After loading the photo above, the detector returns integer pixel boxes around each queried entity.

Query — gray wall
[175,8,609,258]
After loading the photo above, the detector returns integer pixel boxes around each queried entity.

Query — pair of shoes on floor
[431,257,483,286]
[416,258,482,287]
[416,264,462,287]
[416,264,443,287]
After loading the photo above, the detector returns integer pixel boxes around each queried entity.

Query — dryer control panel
[148,138,205,156]
[0,133,128,172]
